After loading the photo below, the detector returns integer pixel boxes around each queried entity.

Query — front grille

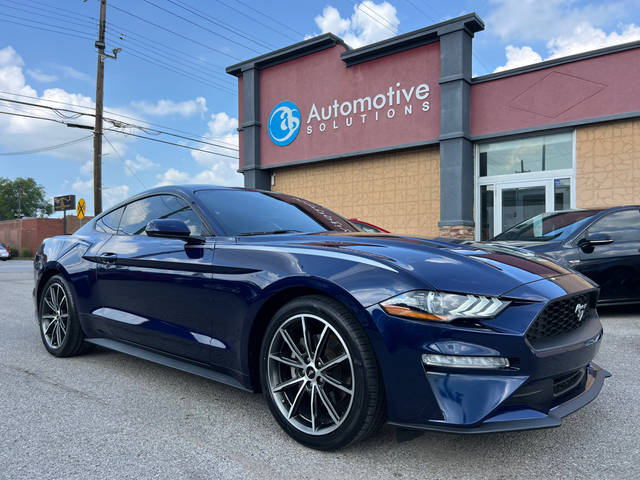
[526,292,596,342]
[553,368,585,397]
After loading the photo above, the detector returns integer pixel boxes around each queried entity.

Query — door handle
[99,252,118,264]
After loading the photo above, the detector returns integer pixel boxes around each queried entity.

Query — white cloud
[546,22,640,59]
[0,46,131,163]
[494,45,543,72]
[130,97,207,117]
[124,154,157,176]
[27,69,58,83]
[487,0,625,42]
[155,167,191,186]
[189,112,242,187]
[56,65,91,83]
[80,160,93,176]
[154,111,242,188]
[72,178,93,193]
[493,22,640,72]
[314,1,399,49]
[103,185,130,208]
[0,46,23,67]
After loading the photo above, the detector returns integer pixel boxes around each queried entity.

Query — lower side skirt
[85,338,253,392]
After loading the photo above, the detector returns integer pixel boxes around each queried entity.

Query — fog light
[422,353,509,369]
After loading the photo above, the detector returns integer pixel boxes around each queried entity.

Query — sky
[1,0,640,217]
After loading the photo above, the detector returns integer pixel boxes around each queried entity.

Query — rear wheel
[38,275,87,357]
[260,295,385,450]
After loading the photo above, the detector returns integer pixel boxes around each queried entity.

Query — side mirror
[146,219,204,244]
[578,233,613,252]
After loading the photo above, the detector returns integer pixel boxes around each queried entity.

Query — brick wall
[273,146,441,237]
[576,118,640,208]
[0,215,92,256]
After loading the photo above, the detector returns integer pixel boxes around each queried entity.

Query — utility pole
[93,0,107,216]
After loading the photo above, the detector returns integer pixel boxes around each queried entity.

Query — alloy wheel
[41,283,69,349]
[267,313,355,435]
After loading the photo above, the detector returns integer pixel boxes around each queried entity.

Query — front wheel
[260,295,385,450]
[38,275,87,357]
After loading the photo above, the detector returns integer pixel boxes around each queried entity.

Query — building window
[479,132,573,177]
[476,132,576,240]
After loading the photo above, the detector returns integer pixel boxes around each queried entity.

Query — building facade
[226,13,640,240]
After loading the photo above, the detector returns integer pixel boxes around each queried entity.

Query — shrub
[21,248,32,258]
[9,247,19,257]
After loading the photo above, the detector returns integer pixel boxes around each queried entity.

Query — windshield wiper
[236,229,302,236]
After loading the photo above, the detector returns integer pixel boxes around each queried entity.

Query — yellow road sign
[77,198,86,219]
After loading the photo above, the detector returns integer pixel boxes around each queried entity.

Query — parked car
[349,218,390,233]
[491,206,640,305]
[34,186,608,450]
[0,243,10,260]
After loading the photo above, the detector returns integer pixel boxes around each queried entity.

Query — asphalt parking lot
[0,260,639,480]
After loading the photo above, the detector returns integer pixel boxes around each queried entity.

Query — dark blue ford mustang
[33,186,609,449]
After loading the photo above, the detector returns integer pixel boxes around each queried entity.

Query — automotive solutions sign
[259,42,440,166]
[268,82,431,146]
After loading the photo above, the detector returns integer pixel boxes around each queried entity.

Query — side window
[95,207,124,234]
[118,195,205,236]
[588,210,640,242]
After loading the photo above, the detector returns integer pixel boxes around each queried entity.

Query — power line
[0,90,239,149]
[0,96,239,152]
[401,0,491,74]
[0,135,93,156]
[0,110,238,159]
[103,133,147,189]
[140,0,264,54]
[213,0,299,42]
[104,127,238,159]
[0,14,237,93]
[1,0,234,86]
[355,2,398,34]
[0,16,94,42]
[6,0,235,86]
[109,3,241,60]
[106,36,238,94]
[0,1,97,32]
[104,25,234,84]
[233,0,305,38]
[0,11,95,37]
[163,0,277,50]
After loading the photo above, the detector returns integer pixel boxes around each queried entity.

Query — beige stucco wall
[273,146,441,237]
[576,119,640,208]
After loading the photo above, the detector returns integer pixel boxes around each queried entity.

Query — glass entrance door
[499,184,547,233]
[479,178,573,240]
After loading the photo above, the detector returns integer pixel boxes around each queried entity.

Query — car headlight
[380,290,509,322]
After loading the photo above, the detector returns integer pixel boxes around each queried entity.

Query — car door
[575,208,640,303]
[92,194,216,363]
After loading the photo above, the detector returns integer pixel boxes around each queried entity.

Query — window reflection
[479,133,572,177]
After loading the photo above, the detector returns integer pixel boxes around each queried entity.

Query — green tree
[0,177,53,220]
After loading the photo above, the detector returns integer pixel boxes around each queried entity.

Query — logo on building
[268,100,301,146]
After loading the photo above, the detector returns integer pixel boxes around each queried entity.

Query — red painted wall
[259,43,441,167]
[0,216,91,255]
[471,48,640,137]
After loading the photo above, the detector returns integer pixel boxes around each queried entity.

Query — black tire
[38,275,87,357]
[260,295,385,450]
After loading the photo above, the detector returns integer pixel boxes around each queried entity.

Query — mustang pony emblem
[575,303,587,322]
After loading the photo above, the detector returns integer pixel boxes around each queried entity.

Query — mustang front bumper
[389,362,610,433]
[365,282,609,433]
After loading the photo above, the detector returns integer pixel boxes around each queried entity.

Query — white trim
[218,245,399,272]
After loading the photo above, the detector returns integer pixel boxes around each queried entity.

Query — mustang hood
[267,233,576,297]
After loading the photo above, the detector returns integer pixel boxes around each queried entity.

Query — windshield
[493,210,601,241]
[195,189,358,236]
